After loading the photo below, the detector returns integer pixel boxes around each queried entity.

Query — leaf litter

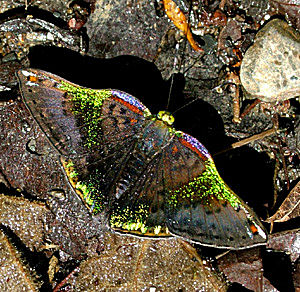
[0,0,299,291]
[56,233,227,291]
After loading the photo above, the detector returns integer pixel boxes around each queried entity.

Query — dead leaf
[267,229,300,262]
[163,0,203,52]
[269,0,300,30]
[218,18,242,51]
[0,16,85,60]
[60,233,227,291]
[217,248,279,291]
[0,228,42,291]
[266,181,300,223]
[0,193,52,252]
[85,0,169,60]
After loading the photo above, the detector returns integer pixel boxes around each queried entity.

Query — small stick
[214,127,277,156]
[239,98,261,120]
[279,144,290,191]
[53,266,80,292]
[272,155,280,208]
[232,87,241,123]
[215,250,230,260]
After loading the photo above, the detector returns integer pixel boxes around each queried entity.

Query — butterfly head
[157,111,175,126]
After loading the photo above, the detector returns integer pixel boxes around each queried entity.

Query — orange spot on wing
[250,224,258,234]
[172,145,178,154]
[130,118,137,125]
[29,76,38,82]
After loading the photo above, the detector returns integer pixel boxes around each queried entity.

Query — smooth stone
[240,19,300,102]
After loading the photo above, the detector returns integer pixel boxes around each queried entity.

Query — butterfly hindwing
[164,135,267,249]
[108,118,174,236]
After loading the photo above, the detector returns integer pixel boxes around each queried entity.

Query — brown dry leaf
[266,181,300,223]
[163,0,203,52]
[62,233,227,291]
[217,248,279,291]
[269,0,300,30]
[0,16,85,61]
[0,229,42,291]
[267,229,300,262]
[0,193,52,252]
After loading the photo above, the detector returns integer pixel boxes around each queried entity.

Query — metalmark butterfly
[17,68,267,249]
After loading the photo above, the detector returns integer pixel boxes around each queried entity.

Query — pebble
[240,19,300,102]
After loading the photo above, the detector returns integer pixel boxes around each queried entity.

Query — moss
[59,81,111,148]
[167,158,241,209]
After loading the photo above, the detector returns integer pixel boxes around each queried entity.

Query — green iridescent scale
[59,81,112,148]
[62,159,105,213]
[167,158,240,209]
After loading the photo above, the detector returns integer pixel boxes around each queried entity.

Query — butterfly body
[17,68,267,249]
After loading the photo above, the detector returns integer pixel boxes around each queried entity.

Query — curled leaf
[266,181,300,223]
[163,0,203,52]
[0,229,42,291]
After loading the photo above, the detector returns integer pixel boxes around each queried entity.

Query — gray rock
[240,19,300,102]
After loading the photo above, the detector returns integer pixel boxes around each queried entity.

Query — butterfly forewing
[17,68,149,211]
[17,69,86,159]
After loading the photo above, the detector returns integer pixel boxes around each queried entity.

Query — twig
[232,86,241,123]
[53,266,80,292]
[214,128,277,156]
[239,99,261,120]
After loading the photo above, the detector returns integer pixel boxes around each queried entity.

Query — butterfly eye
[157,111,175,125]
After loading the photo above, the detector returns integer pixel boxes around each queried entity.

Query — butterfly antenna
[166,43,180,110]
[166,0,193,110]
[171,95,200,115]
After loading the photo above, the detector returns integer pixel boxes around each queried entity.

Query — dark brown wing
[163,134,267,249]
[17,69,86,159]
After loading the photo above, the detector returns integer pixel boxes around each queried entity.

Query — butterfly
[17,68,267,249]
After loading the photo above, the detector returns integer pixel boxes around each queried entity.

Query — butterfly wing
[17,69,87,159]
[107,118,179,237]
[163,133,267,249]
[17,69,150,211]
[107,120,267,248]
[108,126,207,237]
